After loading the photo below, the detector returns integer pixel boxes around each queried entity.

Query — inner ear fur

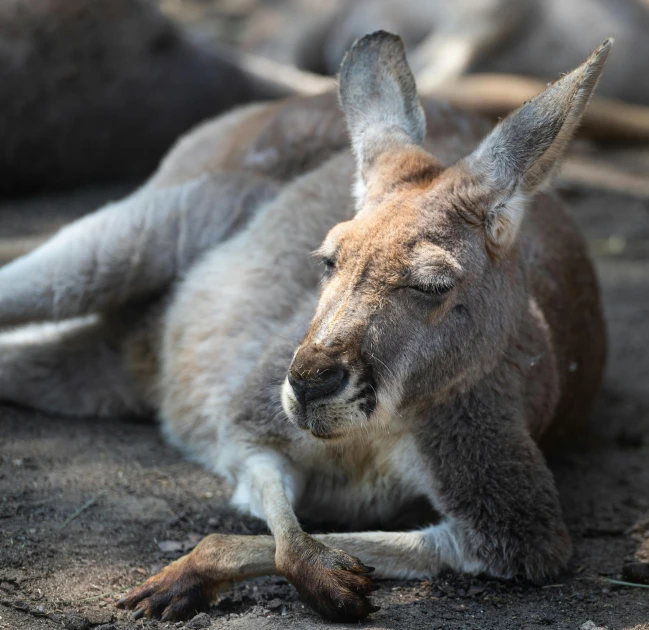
[458,39,612,254]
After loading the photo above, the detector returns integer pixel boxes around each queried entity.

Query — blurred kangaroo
[249,0,649,103]
[0,0,286,196]
[0,33,607,622]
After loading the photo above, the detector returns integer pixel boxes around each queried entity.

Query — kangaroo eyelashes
[409,283,454,297]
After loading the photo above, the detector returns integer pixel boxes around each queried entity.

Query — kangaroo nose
[288,368,347,405]
[288,346,348,406]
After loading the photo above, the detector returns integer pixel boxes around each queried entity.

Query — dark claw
[369,604,381,613]
[131,608,145,620]
[116,598,127,608]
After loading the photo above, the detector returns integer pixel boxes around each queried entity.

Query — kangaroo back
[0,87,492,328]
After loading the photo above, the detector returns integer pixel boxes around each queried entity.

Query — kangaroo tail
[0,172,278,327]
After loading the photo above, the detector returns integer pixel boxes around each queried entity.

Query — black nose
[288,367,347,406]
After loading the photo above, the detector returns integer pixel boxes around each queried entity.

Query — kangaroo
[254,0,649,103]
[0,33,608,623]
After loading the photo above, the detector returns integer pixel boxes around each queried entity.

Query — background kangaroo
[0,0,288,196]
[247,0,649,102]
[0,32,607,622]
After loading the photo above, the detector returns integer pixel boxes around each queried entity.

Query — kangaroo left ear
[459,38,612,254]
[338,31,427,207]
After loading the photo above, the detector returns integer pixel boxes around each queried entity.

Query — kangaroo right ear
[458,39,612,255]
[338,31,427,207]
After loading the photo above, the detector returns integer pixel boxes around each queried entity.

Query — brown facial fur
[286,149,527,438]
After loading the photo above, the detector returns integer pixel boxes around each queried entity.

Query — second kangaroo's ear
[459,39,612,254]
[339,31,427,206]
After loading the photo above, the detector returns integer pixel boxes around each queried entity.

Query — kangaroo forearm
[416,390,571,580]
[188,534,277,582]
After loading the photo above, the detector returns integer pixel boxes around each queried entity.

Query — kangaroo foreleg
[118,452,378,623]
[117,534,277,622]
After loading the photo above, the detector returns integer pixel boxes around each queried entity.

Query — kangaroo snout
[282,342,376,439]
[288,346,349,407]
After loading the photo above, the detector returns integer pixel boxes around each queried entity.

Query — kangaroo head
[282,31,611,440]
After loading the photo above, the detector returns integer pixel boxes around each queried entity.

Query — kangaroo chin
[0,31,608,624]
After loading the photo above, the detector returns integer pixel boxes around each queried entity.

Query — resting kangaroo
[0,33,607,622]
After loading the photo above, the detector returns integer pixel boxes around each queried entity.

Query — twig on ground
[429,74,649,143]
[57,489,109,530]
[599,577,649,589]
[575,575,649,590]
[559,158,649,198]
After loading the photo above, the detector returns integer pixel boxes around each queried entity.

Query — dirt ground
[0,169,648,630]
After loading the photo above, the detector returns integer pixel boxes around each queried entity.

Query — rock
[86,611,113,625]
[158,533,203,556]
[95,625,116,630]
[186,612,212,628]
[63,614,90,630]
[266,598,284,611]
[580,621,608,630]
[157,540,184,554]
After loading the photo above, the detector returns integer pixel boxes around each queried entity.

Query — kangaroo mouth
[291,406,344,440]
[309,427,342,440]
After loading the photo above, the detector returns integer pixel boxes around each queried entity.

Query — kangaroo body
[0,35,607,623]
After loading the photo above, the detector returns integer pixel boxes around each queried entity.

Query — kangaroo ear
[338,31,426,206]
[459,39,612,254]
